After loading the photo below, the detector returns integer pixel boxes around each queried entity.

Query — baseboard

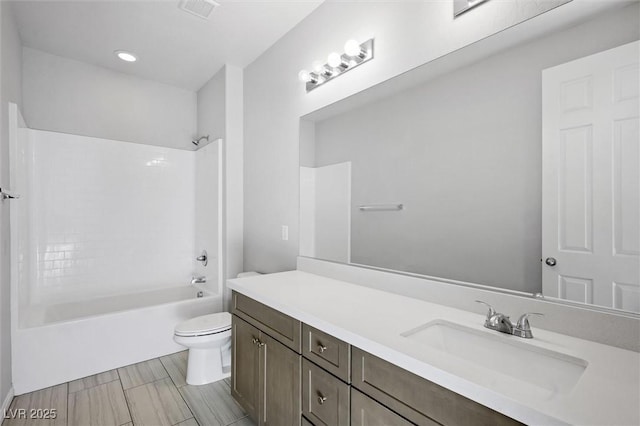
[1,386,15,413]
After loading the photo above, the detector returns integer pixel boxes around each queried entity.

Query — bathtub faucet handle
[191,276,207,284]
[196,250,208,266]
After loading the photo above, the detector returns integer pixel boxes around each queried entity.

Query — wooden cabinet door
[351,388,416,426]
[260,332,301,426]
[231,315,261,423]
[302,358,349,426]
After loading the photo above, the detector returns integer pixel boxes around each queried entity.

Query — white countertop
[228,270,640,426]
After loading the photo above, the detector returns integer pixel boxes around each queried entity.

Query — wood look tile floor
[2,352,254,426]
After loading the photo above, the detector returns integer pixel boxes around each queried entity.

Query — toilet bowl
[174,312,232,386]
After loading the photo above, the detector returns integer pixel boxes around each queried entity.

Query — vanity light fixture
[327,52,348,69]
[454,0,489,17]
[115,50,137,62]
[344,39,366,59]
[298,38,374,92]
[298,70,317,84]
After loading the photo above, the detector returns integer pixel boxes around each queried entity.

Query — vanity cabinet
[231,291,521,426]
[351,347,521,426]
[231,316,260,421]
[350,388,415,426]
[301,358,350,426]
[231,292,302,426]
[302,324,350,382]
[261,332,301,425]
[232,292,301,352]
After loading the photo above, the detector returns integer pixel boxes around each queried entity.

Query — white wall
[310,5,639,293]
[0,0,23,407]
[198,68,226,141]
[243,0,579,273]
[22,48,197,149]
[195,69,226,290]
[196,65,243,305]
[20,129,197,308]
[224,65,244,282]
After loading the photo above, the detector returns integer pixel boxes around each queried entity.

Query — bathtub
[12,285,222,394]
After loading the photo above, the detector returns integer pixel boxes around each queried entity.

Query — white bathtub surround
[22,284,212,328]
[20,129,194,305]
[228,271,640,425]
[194,140,220,283]
[8,113,226,394]
[12,288,222,394]
[299,162,351,263]
[13,128,222,315]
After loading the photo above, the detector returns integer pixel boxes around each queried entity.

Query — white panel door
[542,41,640,312]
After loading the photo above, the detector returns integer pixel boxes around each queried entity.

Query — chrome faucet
[191,276,207,284]
[475,301,543,339]
[196,250,208,266]
[512,312,544,338]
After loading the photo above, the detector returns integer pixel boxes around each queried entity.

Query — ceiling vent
[179,0,219,20]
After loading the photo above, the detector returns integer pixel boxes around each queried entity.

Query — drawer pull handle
[251,337,259,345]
[258,341,266,347]
[317,345,327,353]
[317,395,327,405]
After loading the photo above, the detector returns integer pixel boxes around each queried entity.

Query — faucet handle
[516,312,544,328]
[514,312,544,338]
[475,300,496,321]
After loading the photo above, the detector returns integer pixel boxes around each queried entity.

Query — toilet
[174,312,232,386]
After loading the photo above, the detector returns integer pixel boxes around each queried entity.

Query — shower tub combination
[12,286,222,394]
[8,104,225,394]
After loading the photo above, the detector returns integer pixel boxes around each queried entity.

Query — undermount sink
[401,320,588,399]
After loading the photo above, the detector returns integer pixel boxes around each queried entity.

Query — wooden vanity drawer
[351,388,418,426]
[302,358,350,426]
[302,324,350,382]
[352,347,522,426]
[232,291,301,352]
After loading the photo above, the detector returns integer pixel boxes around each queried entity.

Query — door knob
[545,257,557,266]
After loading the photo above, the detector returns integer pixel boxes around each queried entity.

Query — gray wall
[22,48,197,149]
[243,0,585,274]
[0,0,23,406]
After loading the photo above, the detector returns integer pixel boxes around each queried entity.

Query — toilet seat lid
[175,312,231,336]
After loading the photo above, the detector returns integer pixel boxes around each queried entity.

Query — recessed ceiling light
[115,50,137,62]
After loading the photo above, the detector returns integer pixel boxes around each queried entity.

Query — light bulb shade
[312,61,324,73]
[298,70,312,83]
[327,52,343,68]
[344,39,362,57]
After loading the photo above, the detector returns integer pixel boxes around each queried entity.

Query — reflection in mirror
[299,3,640,313]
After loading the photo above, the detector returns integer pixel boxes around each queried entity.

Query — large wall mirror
[299,2,640,314]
